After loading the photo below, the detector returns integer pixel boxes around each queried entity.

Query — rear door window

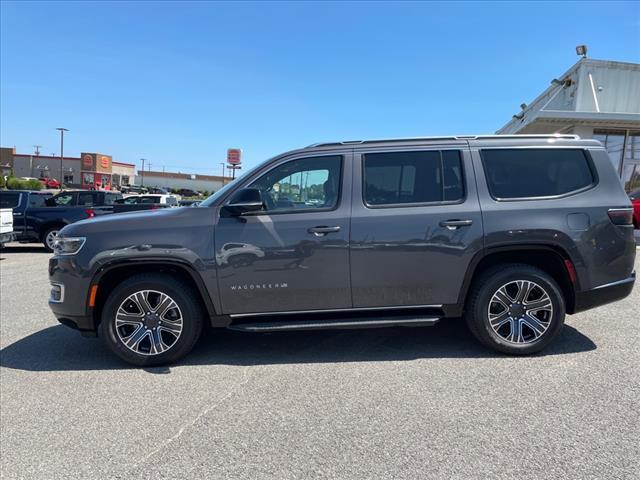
[481,149,595,199]
[77,192,95,206]
[363,150,464,206]
[0,192,21,208]
[28,194,51,207]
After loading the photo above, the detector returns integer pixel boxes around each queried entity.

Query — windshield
[199,163,263,207]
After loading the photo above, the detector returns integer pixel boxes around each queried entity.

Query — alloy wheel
[115,290,183,356]
[45,230,59,251]
[487,280,553,344]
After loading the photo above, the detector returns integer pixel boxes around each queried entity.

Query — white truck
[0,207,14,247]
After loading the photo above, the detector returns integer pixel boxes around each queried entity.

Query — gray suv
[48,135,636,366]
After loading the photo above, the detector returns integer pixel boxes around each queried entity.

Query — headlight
[53,236,86,256]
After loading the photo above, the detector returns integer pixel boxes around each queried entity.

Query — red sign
[227,148,241,165]
[83,154,93,168]
[100,155,110,169]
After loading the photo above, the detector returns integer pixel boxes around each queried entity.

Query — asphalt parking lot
[1,244,639,480]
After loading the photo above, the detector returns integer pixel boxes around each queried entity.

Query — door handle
[439,219,473,230]
[308,226,341,237]
[13,212,23,216]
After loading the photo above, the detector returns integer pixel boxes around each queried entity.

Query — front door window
[246,155,342,212]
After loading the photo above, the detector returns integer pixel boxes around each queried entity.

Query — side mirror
[222,188,265,216]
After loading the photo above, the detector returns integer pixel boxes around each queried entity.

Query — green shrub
[6,177,42,190]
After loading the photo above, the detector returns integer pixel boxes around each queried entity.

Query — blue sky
[1,1,639,174]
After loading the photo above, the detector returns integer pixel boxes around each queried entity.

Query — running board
[227,316,440,332]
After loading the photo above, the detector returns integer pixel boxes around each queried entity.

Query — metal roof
[498,58,640,134]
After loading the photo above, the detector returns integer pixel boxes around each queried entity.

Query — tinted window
[0,192,21,208]
[482,149,594,199]
[28,194,51,207]
[247,155,342,212]
[77,192,95,206]
[363,150,464,206]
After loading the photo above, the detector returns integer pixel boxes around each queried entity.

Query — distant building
[140,170,230,193]
[0,147,136,190]
[497,58,640,192]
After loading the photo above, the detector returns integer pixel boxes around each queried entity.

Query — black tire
[42,227,61,252]
[99,273,204,366]
[465,264,565,355]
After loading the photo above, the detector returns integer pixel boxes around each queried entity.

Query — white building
[497,57,640,192]
[140,170,230,193]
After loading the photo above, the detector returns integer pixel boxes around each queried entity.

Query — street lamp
[140,158,147,187]
[56,128,69,188]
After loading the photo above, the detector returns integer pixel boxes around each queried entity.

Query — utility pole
[56,128,68,186]
[220,162,226,185]
[33,145,42,156]
[140,158,146,187]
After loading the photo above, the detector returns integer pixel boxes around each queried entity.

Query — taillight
[85,208,96,218]
[150,205,159,210]
[607,208,633,226]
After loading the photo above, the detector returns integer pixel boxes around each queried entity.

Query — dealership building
[497,57,640,192]
[140,170,228,193]
[0,147,136,189]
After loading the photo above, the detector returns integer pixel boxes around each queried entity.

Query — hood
[60,207,214,238]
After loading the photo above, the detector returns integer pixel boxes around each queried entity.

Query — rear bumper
[573,272,635,314]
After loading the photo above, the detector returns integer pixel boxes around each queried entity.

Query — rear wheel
[99,274,204,366]
[465,264,565,355]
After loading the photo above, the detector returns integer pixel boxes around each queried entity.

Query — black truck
[0,190,121,251]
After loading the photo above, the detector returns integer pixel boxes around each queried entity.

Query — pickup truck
[0,207,14,247]
[0,190,122,251]
[112,194,178,213]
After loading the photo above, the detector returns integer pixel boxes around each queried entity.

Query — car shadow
[0,319,597,373]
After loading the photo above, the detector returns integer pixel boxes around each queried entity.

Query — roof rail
[305,134,579,148]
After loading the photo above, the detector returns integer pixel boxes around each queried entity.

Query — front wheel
[465,264,566,355]
[99,274,204,366]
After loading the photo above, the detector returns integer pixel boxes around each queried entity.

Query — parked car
[112,194,178,213]
[147,187,169,194]
[178,199,201,207]
[176,188,201,197]
[39,177,61,189]
[628,189,640,229]
[120,184,148,195]
[0,206,14,247]
[48,134,635,366]
[0,189,121,251]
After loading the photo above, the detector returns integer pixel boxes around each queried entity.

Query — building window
[622,131,640,192]
[121,175,129,185]
[63,173,74,184]
[593,130,625,174]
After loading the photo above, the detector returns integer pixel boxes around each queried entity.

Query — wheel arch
[457,244,578,315]
[89,259,221,331]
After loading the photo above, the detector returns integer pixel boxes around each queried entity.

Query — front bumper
[573,272,636,314]
[48,256,97,336]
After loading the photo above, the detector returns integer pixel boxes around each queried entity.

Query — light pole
[140,158,146,187]
[220,162,226,185]
[56,128,68,187]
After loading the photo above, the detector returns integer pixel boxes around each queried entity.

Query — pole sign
[227,148,242,166]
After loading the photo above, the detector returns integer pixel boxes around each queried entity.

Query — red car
[39,177,61,189]
[629,189,640,229]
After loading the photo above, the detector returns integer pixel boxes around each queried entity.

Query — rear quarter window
[481,148,595,199]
